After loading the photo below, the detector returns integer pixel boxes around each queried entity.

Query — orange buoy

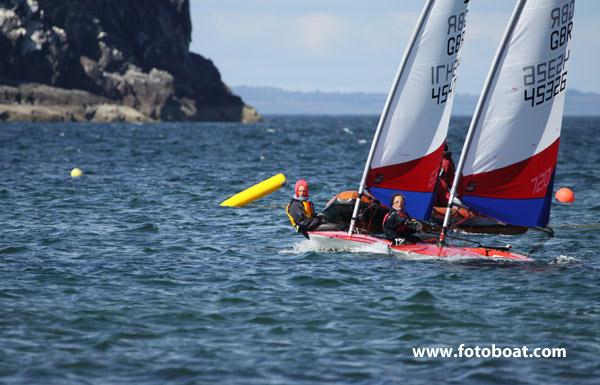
[555,187,575,203]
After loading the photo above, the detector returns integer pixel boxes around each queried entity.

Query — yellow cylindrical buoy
[555,187,575,203]
[221,173,286,207]
[71,168,83,177]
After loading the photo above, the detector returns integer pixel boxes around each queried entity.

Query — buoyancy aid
[286,198,315,231]
[383,209,415,236]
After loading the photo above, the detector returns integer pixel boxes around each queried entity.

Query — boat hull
[307,231,532,261]
[431,207,528,235]
[308,231,391,249]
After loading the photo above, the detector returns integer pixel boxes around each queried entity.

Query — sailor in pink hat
[285,179,323,238]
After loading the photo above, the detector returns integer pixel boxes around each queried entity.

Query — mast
[348,0,435,236]
[438,0,527,244]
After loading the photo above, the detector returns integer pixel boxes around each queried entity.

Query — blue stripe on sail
[369,187,435,221]
[461,195,552,227]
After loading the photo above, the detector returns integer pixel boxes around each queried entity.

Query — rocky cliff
[0,0,260,122]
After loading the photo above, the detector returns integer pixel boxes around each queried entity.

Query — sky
[190,0,599,94]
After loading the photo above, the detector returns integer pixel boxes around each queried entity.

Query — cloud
[194,10,348,57]
[190,1,600,93]
[199,10,275,41]
[294,13,346,55]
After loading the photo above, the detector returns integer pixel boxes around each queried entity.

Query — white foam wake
[280,239,389,255]
[548,255,581,265]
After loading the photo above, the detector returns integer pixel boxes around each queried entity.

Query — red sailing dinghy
[308,0,575,262]
[308,231,529,261]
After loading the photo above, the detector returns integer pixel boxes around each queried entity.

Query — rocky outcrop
[0,0,260,122]
[0,82,153,122]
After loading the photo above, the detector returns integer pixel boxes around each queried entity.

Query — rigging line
[444,235,481,246]
[549,223,600,229]
[531,226,555,236]
[527,237,552,255]
[419,218,466,234]
[527,226,554,254]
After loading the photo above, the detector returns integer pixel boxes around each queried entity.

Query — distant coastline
[234,86,600,116]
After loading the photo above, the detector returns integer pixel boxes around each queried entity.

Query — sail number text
[550,1,574,50]
[530,167,554,195]
[446,11,467,55]
[431,9,468,105]
[522,1,574,108]
[522,51,569,107]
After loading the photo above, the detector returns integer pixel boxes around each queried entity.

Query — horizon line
[232,85,599,96]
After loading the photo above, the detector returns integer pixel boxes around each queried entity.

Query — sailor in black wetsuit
[383,193,422,244]
[285,179,323,238]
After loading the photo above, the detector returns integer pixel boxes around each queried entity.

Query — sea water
[1,116,599,384]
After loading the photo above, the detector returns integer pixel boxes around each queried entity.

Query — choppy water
[1,116,599,384]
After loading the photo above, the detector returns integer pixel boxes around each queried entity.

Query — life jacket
[286,199,314,231]
[383,209,412,234]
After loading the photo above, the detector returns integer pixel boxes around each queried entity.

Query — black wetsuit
[383,209,421,243]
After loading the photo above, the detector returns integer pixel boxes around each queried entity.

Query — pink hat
[294,179,309,197]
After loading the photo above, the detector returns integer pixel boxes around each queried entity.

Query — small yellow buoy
[555,187,574,203]
[71,168,83,177]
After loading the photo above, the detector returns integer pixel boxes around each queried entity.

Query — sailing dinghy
[309,0,575,261]
[319,191,529,235]
[436,0,574,249]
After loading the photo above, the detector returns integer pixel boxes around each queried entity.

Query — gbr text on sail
[430,9,468,105]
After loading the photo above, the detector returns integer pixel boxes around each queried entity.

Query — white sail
[364,0,470,220]
[455,0,575,227]
[372,0,469,169]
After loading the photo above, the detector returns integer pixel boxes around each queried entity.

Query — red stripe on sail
[459,138,560,199]
[367,143,444,193]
